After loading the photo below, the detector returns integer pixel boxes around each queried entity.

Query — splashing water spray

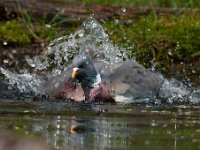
[0,16,126,94]
[0,16,199,103]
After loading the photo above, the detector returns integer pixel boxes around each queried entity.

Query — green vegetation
[54,0,200,8]
[0,20,31,45]
[0,2,199,84]
[0,14,76,45]
[103,13,200,66]
[103,13,200,83]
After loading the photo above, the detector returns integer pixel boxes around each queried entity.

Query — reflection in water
[174,118,177,150]
[36,115,93,149]
[41,115,141,149]
[1,105,200,150]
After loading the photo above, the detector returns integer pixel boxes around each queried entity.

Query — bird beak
[71,67,79,78]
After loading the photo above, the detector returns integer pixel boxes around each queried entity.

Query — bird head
[71,55,99,88]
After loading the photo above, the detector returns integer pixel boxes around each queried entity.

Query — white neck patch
[92,74,101,87]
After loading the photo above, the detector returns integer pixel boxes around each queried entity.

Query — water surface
[1,97,200,150]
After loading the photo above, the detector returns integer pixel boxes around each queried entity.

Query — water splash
[0,67,44,94]
[1,16,127,95]
[0,16,199,104]
[25,16,126,78]
[159,79,191,103]
[3,41,8,46]
[121,7,127,13]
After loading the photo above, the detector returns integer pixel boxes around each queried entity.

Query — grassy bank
[51,0,200,8]
[0,18,76,45]
[0,7,199,84]
[103,13,200,79]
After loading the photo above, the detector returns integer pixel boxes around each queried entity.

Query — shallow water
[0,78,200,150]
[1,98,200,150]
[0,76,200,149]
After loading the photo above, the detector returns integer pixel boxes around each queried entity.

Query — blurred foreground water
[1,100,200,150]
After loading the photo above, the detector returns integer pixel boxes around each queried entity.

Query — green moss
[0,10,199,83]
[0,20,31,45]
[0,17,74,45]
[102,13,200,83]
[75,0,200,8]
[103,13,200,67]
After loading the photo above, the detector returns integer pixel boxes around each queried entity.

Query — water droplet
[12,49,16,54]
[57,124,60,129]
[121,7,126,13]
[3,41,7,45]
[192,70,196,74]
[30,63,36,67]
[3,59,9,64]
[148,28,151,32]
[151,120,157,127]
[114,19,119,24]
[55,83,59,88]
[168,49,172,56]
[45,24,51,28]
[40,43,45,47]
[176,42,180,49]
[77,29,85,37]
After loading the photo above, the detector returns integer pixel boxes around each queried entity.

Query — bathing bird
[44,55,163,103]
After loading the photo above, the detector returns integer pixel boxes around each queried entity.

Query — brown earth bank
[1,0,200,23]
[0,44,45,71]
